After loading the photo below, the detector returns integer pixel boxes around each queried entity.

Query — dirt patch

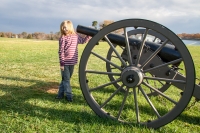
[35,82,59,94]
[46,88,58,94]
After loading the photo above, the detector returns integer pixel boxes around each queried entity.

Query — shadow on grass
[0,76,199,128]
[0,76,131,127]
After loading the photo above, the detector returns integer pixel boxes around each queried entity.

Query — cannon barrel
[77,25,181,63]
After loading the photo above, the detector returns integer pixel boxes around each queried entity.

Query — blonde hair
[60,20,76,36]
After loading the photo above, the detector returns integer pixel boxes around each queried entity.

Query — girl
[55,20,91,102]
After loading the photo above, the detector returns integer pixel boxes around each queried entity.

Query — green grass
[0,37,200,133]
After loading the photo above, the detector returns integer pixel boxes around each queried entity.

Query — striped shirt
[58,34,90,66]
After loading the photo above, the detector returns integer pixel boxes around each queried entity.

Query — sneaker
[66,97,73,102]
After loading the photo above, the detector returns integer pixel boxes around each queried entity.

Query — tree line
[177,33,200,40]
[0,31,60,40]
[0,20,199,40]
[0,20,120,40]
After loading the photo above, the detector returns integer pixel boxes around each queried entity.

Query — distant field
[0,37,200,133]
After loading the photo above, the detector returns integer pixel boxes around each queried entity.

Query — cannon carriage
[76,19,200,128]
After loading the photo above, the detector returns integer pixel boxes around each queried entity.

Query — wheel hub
[126,75,135,83]
[121,66,143,87]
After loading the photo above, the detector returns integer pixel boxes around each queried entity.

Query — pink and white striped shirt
[58,34,90,66]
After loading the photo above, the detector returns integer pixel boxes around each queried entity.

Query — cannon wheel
[106,29,172,96]
[79,19,195,128]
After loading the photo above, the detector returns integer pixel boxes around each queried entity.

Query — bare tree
[99,20,123,34]
[21,32,27,38]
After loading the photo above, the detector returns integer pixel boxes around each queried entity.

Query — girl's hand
[60,66,64,71]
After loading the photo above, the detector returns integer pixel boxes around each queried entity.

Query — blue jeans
[57,65,74,99]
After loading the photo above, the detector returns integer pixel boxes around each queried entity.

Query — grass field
[0,37,200,133]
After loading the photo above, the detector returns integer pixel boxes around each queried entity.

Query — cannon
[76,19,200,128]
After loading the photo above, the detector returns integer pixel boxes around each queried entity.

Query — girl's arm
[77,34,91,44]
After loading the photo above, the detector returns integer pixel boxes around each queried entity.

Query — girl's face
[62,25,68,34]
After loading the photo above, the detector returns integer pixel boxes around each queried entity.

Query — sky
[0,0,200,34]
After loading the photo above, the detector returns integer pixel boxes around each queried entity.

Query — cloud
[0,0,199,33]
